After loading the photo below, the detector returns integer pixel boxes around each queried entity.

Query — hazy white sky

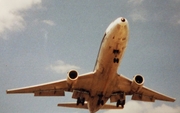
[1,0,180,113]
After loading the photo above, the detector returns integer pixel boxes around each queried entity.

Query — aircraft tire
[81,98,85,106]
[76,97,81,105]
[113,58,119,63]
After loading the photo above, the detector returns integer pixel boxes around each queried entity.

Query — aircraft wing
[113,74,175,102]
[6,72,95,96]
[6,79,69,96]
[134,86,176,102]
[72,72,95,91]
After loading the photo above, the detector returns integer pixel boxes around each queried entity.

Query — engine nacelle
[67,70,78,86]
[131,74,144,93]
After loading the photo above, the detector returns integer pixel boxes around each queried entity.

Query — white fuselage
[87,17,129,113]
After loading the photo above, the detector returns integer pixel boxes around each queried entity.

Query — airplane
[6,17,175,113]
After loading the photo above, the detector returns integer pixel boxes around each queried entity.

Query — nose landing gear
[113,49,120,63]
[113,58,119,63]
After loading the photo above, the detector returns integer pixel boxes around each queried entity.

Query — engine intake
[131,74,144,93]
[69,70,78,79]
[67,70,78,87]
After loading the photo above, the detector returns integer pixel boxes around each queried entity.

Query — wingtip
[172,98,176,102]
[6,90,10,94]
[6,89,15,94]
[6,89,20,94]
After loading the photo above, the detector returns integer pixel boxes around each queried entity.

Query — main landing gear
[113,49,120,63]
[116,92,125,108]
[97,95,104,106]
[73,90,88,106]
[116,99,125,108]
[111,92,126,108]
[76,97,85,105]
[76,95,105,106]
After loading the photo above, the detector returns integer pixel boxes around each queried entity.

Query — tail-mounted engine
[131,74,144,93]
[67,70,78,87]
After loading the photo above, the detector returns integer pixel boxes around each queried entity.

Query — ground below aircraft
[7,17,175,113]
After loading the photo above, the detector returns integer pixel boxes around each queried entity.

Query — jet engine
[131,74,144,93]
[67,70,78,86]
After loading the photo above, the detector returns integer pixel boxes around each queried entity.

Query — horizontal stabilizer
[101,104,123,109]
[58,102,88,109]
[57,102,123,110]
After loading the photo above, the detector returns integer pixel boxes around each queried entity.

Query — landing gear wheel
[76,97,85,106]
[122,100,125,108]
[97,99,104,106]
[116,100,120,107]
[76,97,81,105]
[101,100,104,105]
[113,49,120,54]
[81,98,85,105]
[113,58,119,63]
[116,99,125,108]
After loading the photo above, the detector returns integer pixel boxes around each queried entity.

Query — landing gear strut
[76,97,85,106]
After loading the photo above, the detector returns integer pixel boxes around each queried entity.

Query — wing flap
[135,86,176,102]
[34,90,65,96]
[132,93,155,102]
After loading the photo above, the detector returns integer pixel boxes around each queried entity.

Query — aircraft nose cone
[121,18,126,22]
